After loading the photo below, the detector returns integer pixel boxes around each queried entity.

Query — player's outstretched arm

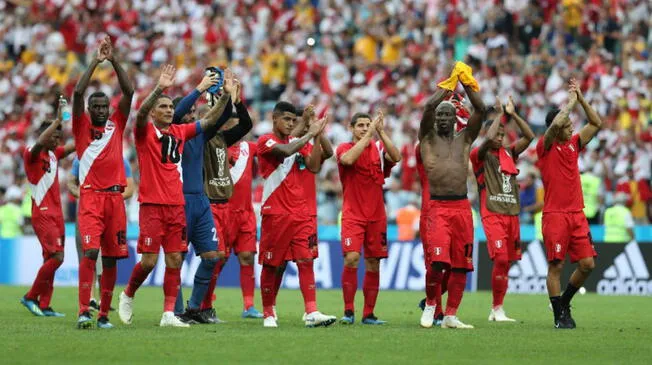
[477,96,504,161]
[63,142,76,157]
[575,79,602,147]
[67,173,80,199]
[102,36,134,117]
[223,82,254,147]
[73,39,107,125]
[319,132,334,160]
[136,64,176,129]
[543,82,578,151]
[173,73,219,124]
[270,123,320,159]
[305,116,328,173]
[31,98,66,159]
[505,96,535,155]
[199,69,236,132]
[123,177,135,200]
[291,104,313,138]
[419,88,452,140]
[375,110,401,163]
[339,114,378,166]
[463,83,487,144]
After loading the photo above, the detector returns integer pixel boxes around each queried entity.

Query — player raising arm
[72,36,134,329]
[117,65,233,327]
[536,78,602,329]
[418,62,486,329]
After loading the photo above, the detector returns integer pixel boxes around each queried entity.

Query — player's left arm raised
[505,95,535,155]
[135,64,176,130]
[463,83,487,144]
[375,110,401,163]
[103,36,134,117]
[199,69,235,132]
[305,116,328,173]
[575,79,602,147]
[31,98,66,159]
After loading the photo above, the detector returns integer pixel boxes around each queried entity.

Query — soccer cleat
[418,298,426,311]
[89,298,100,312]
[488,306,516,322]
[263,316,278,328]
[201,308,226,324]
[242,306,264,319]
[340,310,355,325]
[420,305,436,328]
[41,307,65,317]
[20,297,44,316]
[441,316,474,329]
[361,314,386,325]
[555,305,576,329]
[272,306,278,320]
[160,312,190,328]
[118,291,134,324]
[434,313,444,327]
[97,316,114,329]
[77,311,94,329]
[181,308,208,324]
[304,311,336,328]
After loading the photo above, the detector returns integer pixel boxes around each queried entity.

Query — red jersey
[257,133,312,216]
[336,140,395,221]
[73,110,127,190]
[536,134,584,213]
[23,146,65,218]
[228,141,257,212]
[415,143,429,213]
[295,140,318,216]
[135,121,199,205]
[400,144,418,190]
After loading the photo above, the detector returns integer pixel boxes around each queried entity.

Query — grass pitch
[2,286,650,364]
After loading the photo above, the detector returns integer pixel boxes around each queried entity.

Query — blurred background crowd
[0,0,650,239]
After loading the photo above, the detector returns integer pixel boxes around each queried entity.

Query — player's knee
[102,257,117,268]
[52,252,64,262]
[364,258,380,272]
[165,253,183,268]
[579,258,595,273]
[344,253,360,268]
[141,254,158,271]
[239,252,254,265]
[84,249,99,261]
[431,262,446,272]
[201,250,219,260]
[216,251,226,261]
[201,256,219,268]
[276,262,288,275]
[494,258,510,270]
[548,260,564,274]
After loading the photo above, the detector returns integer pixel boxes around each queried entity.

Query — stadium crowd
[0,0,651,238]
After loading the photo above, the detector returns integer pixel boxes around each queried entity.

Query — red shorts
[78,190,128,258]
[260,214,314,267]
[229,208,258,255]
[482,214,522,262]
[419,211,428,249]
[285,215,318,261]
[542,211,597,263]
[138,204,188,254]
[341,217,388,259]
[211,202,232,258]
[425,199,474,271]
[32,214,65,259]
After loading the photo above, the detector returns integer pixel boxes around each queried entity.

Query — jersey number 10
[160,135,181,164]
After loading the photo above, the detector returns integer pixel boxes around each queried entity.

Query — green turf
[2,286,650,364]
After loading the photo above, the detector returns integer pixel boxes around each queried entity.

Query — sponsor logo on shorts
[435,247,441,255]
[265,251,273,260]
[145,237,152,246]
[598,242,652,295]
[344,238,351,247]
[84,235,91,244]
[508,240,548,294]
[555,243,562,253]
[495,240,502,249]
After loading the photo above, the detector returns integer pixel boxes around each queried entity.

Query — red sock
[240,264,255,310]
[297,261,317,314]
[272,267,284,306]
[425,266,440,307]
[341,266,358,312]
[442,269,451,295]
[492,259,510,309]
[363,270,380,318]
[260,265,277,318]
[99,266,117,317]
[124,262,151,298]
[445,271,467,316]
[31,258,62,308]
[78,256,96,314]
[163,267,181,312]
[201,260,224,310]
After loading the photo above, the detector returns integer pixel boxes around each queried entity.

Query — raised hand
[494,96,503,114]
[374,110,385,133]
[197,73,219,93]
[569,78,584,101]
[505,96,516,115]
[96,37,109,62]
[567,80,578,104]
[316,114,330,135]
[157,64,176,89]
[307,116,324,136]
[100,35,114,61]
[232,78,241,103]
[303,104,316,124]
[222,68,235,94]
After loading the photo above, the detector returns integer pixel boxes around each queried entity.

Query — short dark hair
[154,94,172,106]
[273,101,296,116]
[37,120,61,134]
[87,91,108,105]
[350,112,372,126]
[172,96,183,108]
[545,108,560,127]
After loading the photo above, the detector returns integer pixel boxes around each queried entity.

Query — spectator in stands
[603,192,635,243]
[0,186,24,239]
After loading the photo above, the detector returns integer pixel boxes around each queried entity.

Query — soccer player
[197,78,260,321]
[257,101,336,328]
[21,98,75,317]
[72,36,134,329]
[226,136,261,318]
[418,64,486,329]
[164,72,231,324]
[536,79,601,329]
[117,65,236,327]
[470,96,535,321]
[336,110,401,325]
[68,156,135,312]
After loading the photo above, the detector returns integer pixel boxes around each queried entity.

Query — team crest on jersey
[105,121,115,131]
[265,139,276,148]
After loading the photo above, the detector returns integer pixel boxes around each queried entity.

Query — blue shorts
[184,193,218,255]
